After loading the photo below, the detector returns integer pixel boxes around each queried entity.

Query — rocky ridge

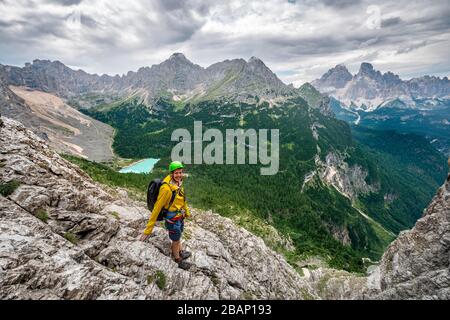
[0,116,317,299]
[366,168,450,299]
[1,54,296,107]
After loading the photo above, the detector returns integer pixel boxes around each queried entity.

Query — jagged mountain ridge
[3,56,449,112]
[312,63,450,111]
[1,53,296,106]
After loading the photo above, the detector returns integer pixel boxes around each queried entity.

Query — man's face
[172,168,183,182]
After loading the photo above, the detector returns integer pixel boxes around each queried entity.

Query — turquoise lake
[119,158,160,174]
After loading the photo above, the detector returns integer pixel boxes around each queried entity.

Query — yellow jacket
[143,174,190,235]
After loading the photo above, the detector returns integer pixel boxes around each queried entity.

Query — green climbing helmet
[169,160,184,172]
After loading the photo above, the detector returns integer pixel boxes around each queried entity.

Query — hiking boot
[179,250,191,260]
[177,259,192,270]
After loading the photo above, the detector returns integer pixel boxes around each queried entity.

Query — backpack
[146,179,177,221]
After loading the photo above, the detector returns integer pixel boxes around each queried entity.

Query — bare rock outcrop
[307,169,450,300]
[365,170,450,299]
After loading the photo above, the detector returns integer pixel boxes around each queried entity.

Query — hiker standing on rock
[140,161,192,270]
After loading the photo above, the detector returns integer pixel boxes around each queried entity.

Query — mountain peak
[333,64,350,72]
[312,63,352,89]
[165,52,195,66]
[248,56,264,64]
[245,56,278,76]
[299,82,316,91]
[169,52,187,60]
[358,62,375,75]
[326,64,352,78]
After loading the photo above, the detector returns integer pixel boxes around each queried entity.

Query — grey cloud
[44,0,83,6]
[1,13,68,39]
[288,0,362,8]
[358,37,380,48]
[399,5,450,33]
[154,0,213,17]
[158,10,205,44]
[396,41,428,54]
[157,0,185,11]
[0,19,27,28]
[0,0,448,82]
[155,0,210,14]
[319,0,362,8]
[153,0,212,43]
[270,36,349,55]
[79,14,98,29]
[381,17,402,28]
[96,1,211,47]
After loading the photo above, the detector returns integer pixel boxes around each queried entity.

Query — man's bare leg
[172,240,181,261]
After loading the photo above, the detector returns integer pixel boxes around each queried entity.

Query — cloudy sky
[0,0,449,86]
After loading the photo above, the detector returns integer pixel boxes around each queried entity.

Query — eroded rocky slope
[0,116,316,299]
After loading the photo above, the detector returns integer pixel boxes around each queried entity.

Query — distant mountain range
[311,63,450,156]
[0,53,295,106]
[2,55,449,114]
[312,63,450,111]
[2,54,449,157]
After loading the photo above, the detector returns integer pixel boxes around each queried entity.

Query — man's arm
[183,198,191,218]
[142,185,172,236]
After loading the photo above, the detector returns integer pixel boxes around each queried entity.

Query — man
[140,161,192,270]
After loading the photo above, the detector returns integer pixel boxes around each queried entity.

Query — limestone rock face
[0,116,317,300]
[308,169,450,300]
[312,64,353,90]
[366,171,450,299]
[318,152,379,200]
